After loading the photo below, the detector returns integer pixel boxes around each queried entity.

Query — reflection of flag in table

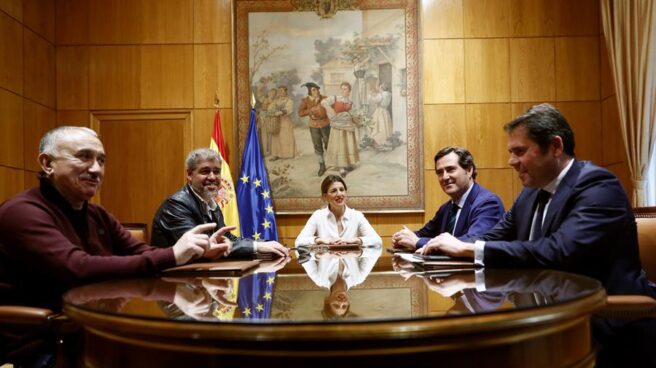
[236,108,278,319]
[210,109,241,236]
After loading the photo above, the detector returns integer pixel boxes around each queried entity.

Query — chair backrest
[122,223,149,243]
[633,207,656,282]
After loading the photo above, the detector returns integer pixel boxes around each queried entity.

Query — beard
[201,186,219,202]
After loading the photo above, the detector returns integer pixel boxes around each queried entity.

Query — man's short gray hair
[185,148,222,171]
[39,126,98,155]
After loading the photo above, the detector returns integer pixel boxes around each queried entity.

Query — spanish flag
[210,110,241,236]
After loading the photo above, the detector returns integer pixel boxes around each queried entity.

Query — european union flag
[236,108,278,319]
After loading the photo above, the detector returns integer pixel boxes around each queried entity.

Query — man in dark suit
[421,103,654,296]
[392,146,505,250]
[151,148,288,258]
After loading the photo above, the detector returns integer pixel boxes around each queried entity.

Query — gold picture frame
[234,0,422,213]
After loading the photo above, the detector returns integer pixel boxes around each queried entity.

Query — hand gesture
[204,225,236,259]
[172,223,216,265]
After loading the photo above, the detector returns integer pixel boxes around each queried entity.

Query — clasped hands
[392,227,474,259]
[172,223,235,265]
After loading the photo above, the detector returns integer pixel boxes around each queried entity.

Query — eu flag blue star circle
[236,108,279,319]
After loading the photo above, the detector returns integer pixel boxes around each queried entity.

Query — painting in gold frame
[234,0,422,213]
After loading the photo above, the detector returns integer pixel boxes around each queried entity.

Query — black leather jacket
[151,185,253,255]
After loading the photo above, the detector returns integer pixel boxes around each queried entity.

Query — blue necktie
[531,190,551,240]
[446,203,459,235]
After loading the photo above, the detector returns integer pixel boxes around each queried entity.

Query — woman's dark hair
[321,175,347,194]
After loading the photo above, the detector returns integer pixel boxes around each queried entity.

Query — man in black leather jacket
[151,148,289,258]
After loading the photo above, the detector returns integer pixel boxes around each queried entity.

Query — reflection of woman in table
[322,82,360,177]
[368,82,393,145]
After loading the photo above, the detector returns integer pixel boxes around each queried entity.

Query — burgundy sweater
[0,179,176,308]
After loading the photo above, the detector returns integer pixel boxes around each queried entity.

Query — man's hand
[202,278,237,308]
[172,223,216,265]
[204,225,236,259]
[422,272,476,297]
[257,241,290,258]
[419,233,475,258]
[173,283,212,320]
[392,226,419,250]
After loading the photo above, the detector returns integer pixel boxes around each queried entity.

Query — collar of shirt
[453,182,475,208]
[542,158,574,195]
[323,205,353,221]
[188,184,218,217]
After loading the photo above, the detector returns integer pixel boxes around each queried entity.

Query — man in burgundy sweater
[0,126,233,310]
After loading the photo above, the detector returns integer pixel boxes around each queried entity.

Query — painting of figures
[235,0,421,213]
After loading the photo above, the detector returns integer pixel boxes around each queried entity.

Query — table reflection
[64,261,600,324]
[297,245,382,319]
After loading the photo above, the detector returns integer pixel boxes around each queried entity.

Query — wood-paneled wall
[1,0,629,253]
[0,0,56,201]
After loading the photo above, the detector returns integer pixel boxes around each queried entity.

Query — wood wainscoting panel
[56,46,89,110]
[463,0,511,38]
[0,88,23,168]
[0,11,23,94]
[555,37,600,102]
[421,0,463,39]
[194,44,233,109]
[91,110,192,226]
[140,0,192,44]
[0,0,22,21]
[553,0,600,36]
[422,39,465,104]
[23,0,55,43]
[509,38,555,103]
[554,101,602,164]
[423,104,466,170]
[55,0,89,45]
[57,110,90,127]
[477,168,519,210]
[508,0,555,37]
[464,38,510,103]
[139,45,193,109]
[23,100,55,172]
[88,46,141,110]
[465,103,512,169]
[88,0,142,44]
[0,166,24,203]
[23,28,55,109]
[194,0,232,44]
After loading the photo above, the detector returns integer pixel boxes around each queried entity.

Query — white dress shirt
[295,205,382,247]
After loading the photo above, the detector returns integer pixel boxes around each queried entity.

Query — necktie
[446,203,459,235]
[531,190,551,240]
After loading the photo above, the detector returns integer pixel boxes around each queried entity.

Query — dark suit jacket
[476,160,654,296]
[150,185,253,256]
[415,182,505,247]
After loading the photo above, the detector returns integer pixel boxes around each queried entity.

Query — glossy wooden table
[63,252,605,368]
